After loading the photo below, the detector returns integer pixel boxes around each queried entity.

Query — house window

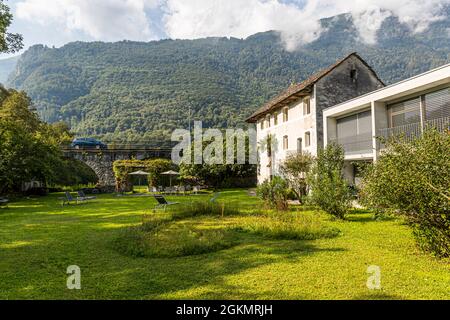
[260,120,264,130]
[266,135,272,157]
[350,68,358,82]
[303,98,311,115]
[424,88,450,121]
[388,98,421,128]
[283,107,289,122]
[305,132,311,147]
[283,135,289,150]
[297,138,303,153]
[265,115,271,128]
[274,112,278,126]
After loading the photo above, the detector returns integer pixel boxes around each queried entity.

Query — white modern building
[246,53,384,183]
[324,63,450,184]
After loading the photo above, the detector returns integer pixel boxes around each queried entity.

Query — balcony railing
[378,116,450,143]
[330,133,373,155]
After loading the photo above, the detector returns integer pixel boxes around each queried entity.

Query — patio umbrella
[161,170,180,187]
[129,170,150,187]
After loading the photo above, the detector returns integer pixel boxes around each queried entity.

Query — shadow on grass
[346,214,397,223]
[105,235,348,299]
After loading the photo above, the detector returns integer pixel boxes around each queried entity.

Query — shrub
[257,176,290,210]
[307,143,352,219]
[279,152,314,203]
[233,212,340,240]
[360,129,450,257]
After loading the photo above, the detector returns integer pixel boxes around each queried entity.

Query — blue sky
[2,0,449,59]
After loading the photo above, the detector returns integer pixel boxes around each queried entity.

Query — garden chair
[178,186,186,196]
[150,186,158,193]
[59,192,76,206]
[0,197,9,208]
[193,186,200,195]
[153,194,179,211]
[77,190,96,202]
[164,187,173,195]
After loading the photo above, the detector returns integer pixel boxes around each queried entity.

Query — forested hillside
[6,10,450,146]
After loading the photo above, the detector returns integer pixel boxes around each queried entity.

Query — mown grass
[0,189,449,300]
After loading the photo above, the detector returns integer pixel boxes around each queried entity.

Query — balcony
[330,132,373,155]
[378,116,450,143]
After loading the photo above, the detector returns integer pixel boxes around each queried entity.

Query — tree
[360,129,450,257]
[279,152,314,203]
[307,143,352,219]
[0,86,68,194]
[180,134,257,188]
[0,1,23,53]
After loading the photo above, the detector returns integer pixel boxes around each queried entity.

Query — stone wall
[315,55,385,149]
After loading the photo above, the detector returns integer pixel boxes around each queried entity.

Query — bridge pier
[83,159,116,188]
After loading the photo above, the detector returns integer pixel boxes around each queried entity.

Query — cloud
[162,0,322,50]
[13,0,450,50]
[162,0,450,50]
[16,0,161,42]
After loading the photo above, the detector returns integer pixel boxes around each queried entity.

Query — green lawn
[0,190,449,300]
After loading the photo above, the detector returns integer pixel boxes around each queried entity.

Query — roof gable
[246,52,384,123]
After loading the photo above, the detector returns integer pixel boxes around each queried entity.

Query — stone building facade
[246,53,384,184]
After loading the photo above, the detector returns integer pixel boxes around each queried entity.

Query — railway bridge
[62,145,172,190]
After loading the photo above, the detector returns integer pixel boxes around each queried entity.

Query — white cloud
[16,0,161,41]
[162,0,322,50]
[13,0,450,50]
[162,0,450,50]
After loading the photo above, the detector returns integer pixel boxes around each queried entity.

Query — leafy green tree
[360,130,450,257]
[179,135,256,188]
[0,0,23,53]
[0,86,67,194]
[307,143,352,219]
[279,152,314,204]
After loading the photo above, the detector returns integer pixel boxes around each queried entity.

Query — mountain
[0,56,20,84]
[6,10,450,146]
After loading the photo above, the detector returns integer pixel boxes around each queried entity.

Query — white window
[265,115,271,128]
[297,138,303,153]
[388,98,421,128]
[283,135,289,150]
[305,132,311,147]
[260,120,264,130]
[283,107,289,122]
[274,112,278,126]
[303,98,311,115]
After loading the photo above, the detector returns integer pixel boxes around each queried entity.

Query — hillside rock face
[6,10,450,146]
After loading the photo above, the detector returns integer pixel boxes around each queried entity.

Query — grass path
[0,190,448,300]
